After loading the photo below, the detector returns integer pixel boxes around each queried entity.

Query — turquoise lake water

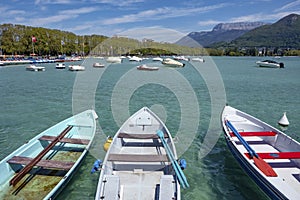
[0,56,299,199]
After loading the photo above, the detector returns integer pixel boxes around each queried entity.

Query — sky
[1,0,300,43]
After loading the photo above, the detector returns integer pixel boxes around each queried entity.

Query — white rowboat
[95,107,188,200]
[222,106,300,200]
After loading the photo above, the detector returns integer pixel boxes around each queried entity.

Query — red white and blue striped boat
[222,105,300,200]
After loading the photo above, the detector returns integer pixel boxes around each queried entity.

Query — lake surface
[0,56,299,200]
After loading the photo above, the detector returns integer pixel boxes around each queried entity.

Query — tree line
[0,24,107,56]
[1,23,299,57]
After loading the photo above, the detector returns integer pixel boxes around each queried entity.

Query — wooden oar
[225,120,277,177]
[10,125,73,186]
[157,130,189,188]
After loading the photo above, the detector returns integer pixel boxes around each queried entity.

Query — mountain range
[176,14,300,48]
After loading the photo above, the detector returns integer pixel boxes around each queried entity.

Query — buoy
[278,112,289,126]
[103,136,113,152]
[179,159,187,170]
[91,159,102,174]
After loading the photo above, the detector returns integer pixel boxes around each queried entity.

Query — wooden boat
[221,105,300,200]
[136,64,159,71]
[95,107,189,200]
[0,109,98,200]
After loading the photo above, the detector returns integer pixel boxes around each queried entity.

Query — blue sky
[1,0,300,42]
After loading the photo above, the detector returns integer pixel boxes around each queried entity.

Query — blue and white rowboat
[0,109,98,200]
[222,105,300,200]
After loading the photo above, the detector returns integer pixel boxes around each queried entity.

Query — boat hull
[0,110,97,200]
[222,106,300,200]
[256,60,284,68]
[225,138,286,199]
[95,107,181,200]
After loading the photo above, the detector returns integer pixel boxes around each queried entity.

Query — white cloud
[275,0,300,12]
[60,7,99,15]
[30,14,77,26]
[118,26,186,43]
[230,11,300,23]
[101,4,229,25]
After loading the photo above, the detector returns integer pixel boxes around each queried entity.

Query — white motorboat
[68,65,85,71]
[136,64,159,71]
[26,65,45,71]
[162,58,185,67]
[222,105,300,200]
[106,57,122,63]
[191,57,205,62]
[0,110,97,200]
[152,57,163,62]
[93,62,105,68]
[129,56,143,62]
[55,63,66,69]
[256,60,284,68]
[173,56,189,61]
[95,107,189,200]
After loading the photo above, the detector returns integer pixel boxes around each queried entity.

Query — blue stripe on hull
[225,138,288,200]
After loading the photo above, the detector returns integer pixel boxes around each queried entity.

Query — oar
[225,120,277,177]
[157,130,189,188]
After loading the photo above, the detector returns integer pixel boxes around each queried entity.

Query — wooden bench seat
[7,156,74,170]
[229,131,277,137]
[108,154,169,162]
[245,152,300,159]
[39,135,90,145]
[118,132,169,139]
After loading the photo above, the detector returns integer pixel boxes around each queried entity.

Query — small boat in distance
[68,65,85,71]
[256,60,284,68]
[95,107,189,199]
[129,56,143,62]
[191,57,205,62]
[26,64,45,71]
[93,62,105,68]
[55,63,66,69]
[0,110,98,200]
[152,57,163,62]
[136,64,159,71]
[221,106,300,200]
[106,57,122,63]
[162,58,185,67]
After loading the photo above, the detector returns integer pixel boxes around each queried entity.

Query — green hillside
[231,14,300,48]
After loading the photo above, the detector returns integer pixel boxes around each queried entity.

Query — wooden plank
[10,125,73,186]
[229,131,277,137]
[39,135,90,145]
[245,152,300,159]
[7,156,74,170]
[108,154,169,162]
[118,132,169,139]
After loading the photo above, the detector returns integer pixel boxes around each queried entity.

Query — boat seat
[118,132,169,139]
[159,175,175,200]
[245,152,300,159]
[7,156,74,170]
[108,154,169,162]
[229,131,277,137]
[100,175,120,200]
[39,135,90,145]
